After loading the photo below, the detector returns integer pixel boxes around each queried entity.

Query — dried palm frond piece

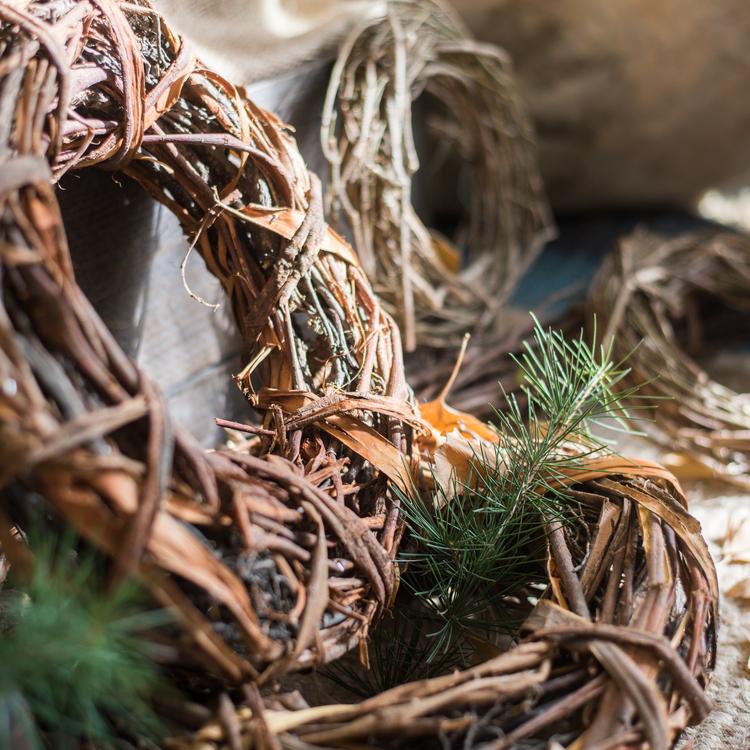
[322,0,553,351]
[0,0,417,684]
[588,229,750,489]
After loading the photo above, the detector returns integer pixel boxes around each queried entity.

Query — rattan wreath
[179,464,717,750]
[0,2,717,748]
[589,229,750,489]
[322,0,553,351]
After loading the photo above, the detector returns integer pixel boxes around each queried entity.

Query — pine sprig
[0,530,169,749]
[320,604,466,699]
[399,470,556,660]
[398,316,652,665]
[491,315,651,499]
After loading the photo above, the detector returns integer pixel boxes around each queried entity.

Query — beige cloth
[153,0,380,81]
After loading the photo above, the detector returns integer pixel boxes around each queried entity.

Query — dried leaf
[432,431,498,497]
[720,514,750,564]
[322,414,412,492]
[727,578,750,601]
[431,233,462,274]
[420,395,499,442]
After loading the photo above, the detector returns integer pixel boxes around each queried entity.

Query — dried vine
[322,0,553,350]
[589,229,750,489]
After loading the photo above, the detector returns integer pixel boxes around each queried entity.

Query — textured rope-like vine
[322,0,553,350]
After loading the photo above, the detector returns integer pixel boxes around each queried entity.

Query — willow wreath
[589,228,750,489]
[0,0,418,686]
[322,0,553,350]
[184,468,716,750]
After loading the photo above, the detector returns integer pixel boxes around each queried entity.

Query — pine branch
[398,315,653,665]
[320,602,467,699]
[0,529,169,748]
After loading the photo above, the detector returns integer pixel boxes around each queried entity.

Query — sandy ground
[656,218,750,748]
[678,487,750,749]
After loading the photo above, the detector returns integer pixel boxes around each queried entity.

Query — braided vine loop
[589,228,750,489]
[322,0,553,350]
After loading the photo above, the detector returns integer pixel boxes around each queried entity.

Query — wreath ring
[590,229,750,489]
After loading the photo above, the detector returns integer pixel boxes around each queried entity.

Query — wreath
[322,0,553,350]
[589,228,750,489]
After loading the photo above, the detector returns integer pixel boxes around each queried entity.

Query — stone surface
[685,494,750,750]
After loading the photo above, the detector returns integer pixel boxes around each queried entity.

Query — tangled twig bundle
[180,465,717,750]
[589,229,750,489]
[0,0,417,684]
[322,0,552,350]
[0,2,718,748]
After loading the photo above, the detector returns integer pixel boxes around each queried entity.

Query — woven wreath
[589,228,750,489]
[0,2,717,748]
[322,0,553,350]
[0,0,418,685]
[179,463,717,750]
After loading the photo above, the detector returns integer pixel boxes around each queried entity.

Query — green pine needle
[0,530,169,749]
[320,604,467,699]
[398,315,652,665]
